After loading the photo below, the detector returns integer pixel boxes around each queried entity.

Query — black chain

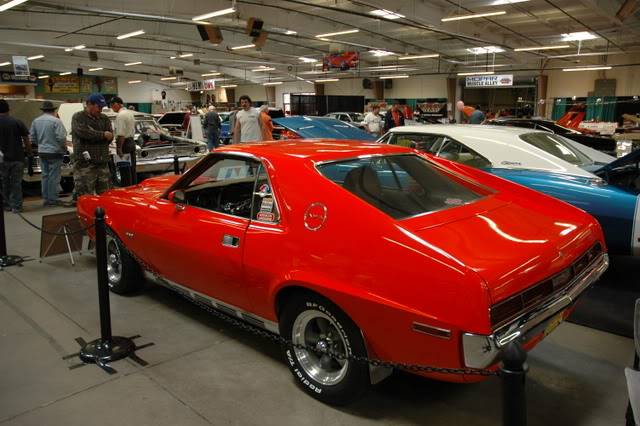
[15,212,95,236]
[107,229,497,377]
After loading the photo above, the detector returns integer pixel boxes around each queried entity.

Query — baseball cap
[110,96,124,105]
[87,93,107,108]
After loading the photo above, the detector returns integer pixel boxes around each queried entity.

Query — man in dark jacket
[203,105,221,150]
[384,101,405,132]
[0,99,33,213]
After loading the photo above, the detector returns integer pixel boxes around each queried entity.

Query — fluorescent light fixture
[562,66,612,72]
[285,30,297,35]
[0,0,28,12]
[398,54,439,60]
[252,67,275,72]
[170,56,176,59]
[263,81,283,85]
[192,7,235,21]
[65,48,73,52]
[73,45,86,50]
[37,75,49,79]
[442,11,506,22]
[315,29,359,38]
[27,55,44,60]
[117,30,145,40]
[179,53,193,58]
[124,61,142,66]
[369,9,405,20]
[457,71,495,76]
[314,63,323,67]
[379,74,408,79]
[89,67,103,71]
[369,50,395,57]
[161,76,177,80]
[128,80,142,84]
[59,72,72,76]
[467,46,505,54]
[490,0,528,4]
[514,45,570,51]
[221,84,237,88]
[299,57,317,63]
[562,31,598,41]
[201,72,221,77]
[0,62,10,66]
[231,44,254,50]
[315,78,339,82]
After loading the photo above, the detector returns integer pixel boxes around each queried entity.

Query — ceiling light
[161,76,177,80]
[369,50,395,57]
[490,0,528,4]
[514,45,571,51]
[299,57,317,63]
[231,44,255,50]
[315,29,359,38]
[398,54,439,60]
[263,81,283,85]
[192,7,235,21]
[27,55,44,60]
[89,67,103,71]
[65,48,73,52]
[124,61,142,66]
[379,75,409,79]
[59,72,72,76]
[285,30,297,35]
[467,46,505,54]
[0,62,10,66]
[369,9,405,20]
[562,31,598,41]
[252,67,275,72]
[457,71,495,76]
[73,45,86,50]
[442,11,506,22]
[315,78,339,82]
[201,72,221,77]
[128,80,142,84]
[170,56,176,59]
[117,30,145,40]
[562,66,612,72]
[221,84,237,88]
[0,0,27,12]
[37,75,49,79]
[314,63,323,67]
[179,53,193,58]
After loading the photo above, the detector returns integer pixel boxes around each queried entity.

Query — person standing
[30,101,67,206]
[70,93,113,202]
[203,105,221,150]
[362,104,383,137]
[0,99,33,213]
[260,105,273,141]
[234,95,265,144]
[384,101,405,132]
[227,107,238,144]
[469,105,486,124]
[111,96,137,186]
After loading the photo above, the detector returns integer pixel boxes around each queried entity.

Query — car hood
[592,148,640,174]
[272,116,376,141]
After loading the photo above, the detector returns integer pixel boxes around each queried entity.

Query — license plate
[543,312,564,337]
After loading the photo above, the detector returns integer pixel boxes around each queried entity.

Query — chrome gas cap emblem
[304,203,328,231]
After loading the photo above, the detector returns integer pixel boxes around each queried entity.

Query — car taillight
[280,130,301,139]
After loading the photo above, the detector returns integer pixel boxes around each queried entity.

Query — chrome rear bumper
[462,252,609,369]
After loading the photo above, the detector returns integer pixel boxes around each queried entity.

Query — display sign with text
[12,56,29,76]
[465,75,513,87]
[187,79,216,91]
[1,72,37,84]
[44,76,80,93]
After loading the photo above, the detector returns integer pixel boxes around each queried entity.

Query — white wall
[117,78,192,103]
[323,79,375,99]
[384,75,449,99]
[232,84,270,103]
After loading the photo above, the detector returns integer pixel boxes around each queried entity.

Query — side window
[437,138,492,168]
[251,165,280,223]
[388,133,443,153]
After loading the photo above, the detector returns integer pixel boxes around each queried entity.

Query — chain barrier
[107,229,498,377]
[15,211,95,236]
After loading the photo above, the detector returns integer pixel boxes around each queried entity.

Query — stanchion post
[173,155,180,175]
[499,341,528,426]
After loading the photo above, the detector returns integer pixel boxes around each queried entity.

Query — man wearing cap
[111,96,136,186]
[0,99,33,213]
[30,101,67,206]
[70,93,113,201]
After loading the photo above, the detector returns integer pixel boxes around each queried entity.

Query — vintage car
[322,51,359,71]
[379,125,640,256]
[324,112,366,129]
[78,141,608,404]
[272,116,376,141]
[58,104,207,187]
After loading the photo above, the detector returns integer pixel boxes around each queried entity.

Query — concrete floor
[0,198,635,426]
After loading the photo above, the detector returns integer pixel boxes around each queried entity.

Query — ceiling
[0,0,638,86]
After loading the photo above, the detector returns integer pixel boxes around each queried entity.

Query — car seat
[343,165,384,207]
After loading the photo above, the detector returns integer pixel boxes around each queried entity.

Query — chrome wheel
[106,236,122,284]
[292,310,349,386]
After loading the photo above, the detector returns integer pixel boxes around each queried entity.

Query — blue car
[272,116,376,141]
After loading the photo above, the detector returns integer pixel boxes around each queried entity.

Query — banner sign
[1,72,37,84]
[12,56,29,76]
[80,77,93,93]
[103,77,117,93]
[187,79,216,91]
[322,51,359,71]
[465,74,513,87]
[44,76,80,93]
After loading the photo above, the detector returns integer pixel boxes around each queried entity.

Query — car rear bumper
[462,252,609,369]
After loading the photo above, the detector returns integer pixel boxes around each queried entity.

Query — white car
[324,112,366,129]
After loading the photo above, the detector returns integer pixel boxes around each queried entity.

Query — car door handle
[222,234,240,248]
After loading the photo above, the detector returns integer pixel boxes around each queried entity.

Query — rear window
[318,154,490,220]
[519,133,593,166]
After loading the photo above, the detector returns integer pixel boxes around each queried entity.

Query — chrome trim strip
[142,271,280,334]
[462,252,609,369]
[412,322,452,339]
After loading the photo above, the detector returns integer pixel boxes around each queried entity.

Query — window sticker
[257,212,276,222]
[444,198,463,205]
[217,165,249,180]
[258,183,271,197]
[260,198,274,212]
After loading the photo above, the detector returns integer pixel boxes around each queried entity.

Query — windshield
[348,113,365,122]
[519,133,593,166]
[318,154,489,220]
[135,119,163,134]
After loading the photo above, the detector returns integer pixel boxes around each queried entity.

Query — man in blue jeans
[0,99,33,213]
[30,101,67,206]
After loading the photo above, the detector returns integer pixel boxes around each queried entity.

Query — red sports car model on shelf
[78,141,608,405]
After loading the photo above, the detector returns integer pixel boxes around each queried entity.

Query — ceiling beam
[617,0,640,20]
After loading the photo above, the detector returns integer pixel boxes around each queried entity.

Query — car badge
[558,251,565,258]
[258,184,270,198]
[304,203,328,231]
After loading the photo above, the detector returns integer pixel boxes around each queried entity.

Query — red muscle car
[78,141,609,405]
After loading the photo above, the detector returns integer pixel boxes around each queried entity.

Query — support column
[447,78,457,121]
[537,75,548,118]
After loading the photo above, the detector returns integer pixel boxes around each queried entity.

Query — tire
[105,230,144,294]
[279,293,370,405]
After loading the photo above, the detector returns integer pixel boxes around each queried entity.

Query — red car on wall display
[78,141,608,405]
[322,51,359,71]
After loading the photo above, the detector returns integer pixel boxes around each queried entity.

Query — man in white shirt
[111,96,137,186]
[234,95,265,144]
[363,104,382,138]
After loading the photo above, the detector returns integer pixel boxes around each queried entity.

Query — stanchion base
[0,255,25,268]
[79,336,136,365]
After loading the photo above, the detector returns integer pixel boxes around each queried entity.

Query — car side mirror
[168,190,186,211]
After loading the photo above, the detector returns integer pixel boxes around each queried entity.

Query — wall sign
[187,79,216,91]
[12,56,29,76]
[1,72,37,84]
[465,75,513,87]
[44,76,80,93]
